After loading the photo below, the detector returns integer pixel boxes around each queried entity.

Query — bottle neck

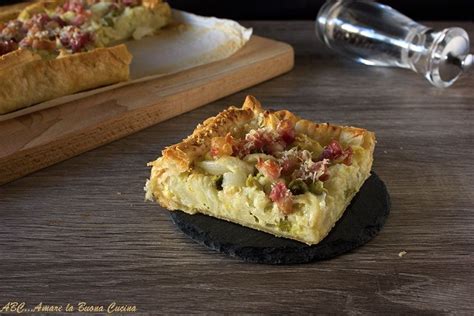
[403,26,436,74]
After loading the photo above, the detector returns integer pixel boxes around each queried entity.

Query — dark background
[168,0,473,21]
[2,0,473,20]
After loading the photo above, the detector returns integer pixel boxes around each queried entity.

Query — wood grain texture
[0,35,294,185]
[0,21,473,314]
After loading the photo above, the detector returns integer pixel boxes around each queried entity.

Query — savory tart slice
[146,96,376,245]
[0,0,172,114]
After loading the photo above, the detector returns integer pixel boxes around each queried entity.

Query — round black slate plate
[170,172,390,264]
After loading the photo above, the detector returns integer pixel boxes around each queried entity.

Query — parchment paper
[0,10,252,122]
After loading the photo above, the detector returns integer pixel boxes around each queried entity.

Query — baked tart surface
[0,0,171,114]
[0,0,171,58]
[146,96,375,245]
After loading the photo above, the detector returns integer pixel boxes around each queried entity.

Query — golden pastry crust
[147,96,376,245]
[17,0,64,21]
[0,48,41,71]
[0,1,36,23]
[158,95,374,170]
[0,44,132,115]
[0,0,171,115]
[160,96,262,172]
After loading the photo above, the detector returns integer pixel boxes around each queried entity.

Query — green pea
[309,181,324,195]
[288,179,308,195]
[278,219,292,232]
[245,175,262,189]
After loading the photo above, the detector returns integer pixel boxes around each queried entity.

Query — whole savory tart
[146,96,376,245]
[0,0,171,114]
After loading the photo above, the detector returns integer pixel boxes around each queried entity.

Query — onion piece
[197,156,254,176]
[223,172,248,188]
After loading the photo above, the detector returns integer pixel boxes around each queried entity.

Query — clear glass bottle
[316,0,472,88]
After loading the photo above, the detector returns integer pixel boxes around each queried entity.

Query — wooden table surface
[1,21,473,314]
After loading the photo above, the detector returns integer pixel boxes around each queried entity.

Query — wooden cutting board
[0,36,294,185]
